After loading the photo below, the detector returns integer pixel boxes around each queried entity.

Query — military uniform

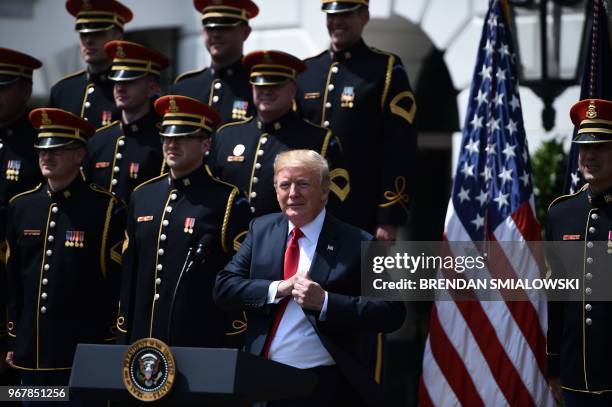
[49,0,134,128]
[5,108,126,371]
[49,69,116,128]
[173,60,255,124]
[210,112,348,217]
[546,99,612,401]
[0,48,43,359]
[298,38,417,232]
[117,95,251,347]
[172,0,259,124]
[83,41,170,202]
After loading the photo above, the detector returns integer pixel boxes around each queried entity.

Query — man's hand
[276,274,298,298]
[375,224,398,241]
[5,351,14,368]
[548,377,562,403]
[292,276,326,311]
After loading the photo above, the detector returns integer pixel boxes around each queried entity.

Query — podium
[69,344,317,405]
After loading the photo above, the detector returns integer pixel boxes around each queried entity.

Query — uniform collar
[168,165,209,190]
[329,38,368,62]
[587,184,612,207]
[121,105,160,136]
[256,110,299,133]
[210,58,245,79]
[87,66,111,84]
[46,173,86,201]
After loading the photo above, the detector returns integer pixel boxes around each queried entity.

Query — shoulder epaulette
[204,165,240,190]
[55,69,86,84]
[174,67,207,84]
[89,183,121,203]
[303,50,327,62]
[9,183,43,204]
[133,173,168,193]
[548,184,588,210]
[95,120,120,133]
[215,116,253,133]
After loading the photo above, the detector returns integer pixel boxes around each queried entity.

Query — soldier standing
[84,41,169,203]
[4,108,126,388]
[546,98,612,406]
[209,50,349,218]
[0,47,44,396]
[297,0,418,241]
[173,0,259,124]
[117,95,251,347]
[49,0,132,128]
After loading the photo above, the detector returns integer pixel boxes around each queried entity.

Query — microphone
[167,234,216,344]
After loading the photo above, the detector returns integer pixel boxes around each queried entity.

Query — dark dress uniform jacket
[214,212,406,407]
[297,39,417,232]
[49,69,116,128]
[546,184,612,393]
[208,111,349,218]
[84,109,164,203]
[0,113,42,349]
[118,166,251,347]
[173,59,255,124]
[5,177,126,370]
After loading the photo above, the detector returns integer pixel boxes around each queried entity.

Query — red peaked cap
[105,41,170,81]
[570,98,612,143]
[194,0,259,27]
[66,0,133,32]
[29,108,95,149]
[155,96,221,137]
[0,47,42,85]
[243,50,306,85]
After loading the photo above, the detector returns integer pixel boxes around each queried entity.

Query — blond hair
[273,149,330,188]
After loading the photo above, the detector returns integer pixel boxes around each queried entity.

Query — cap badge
[168,97,179,113]
[116,44,126,58]
[586,101,598,119]
[212,0,223,4]
[82,0,92,11]
[262,53,273,64]
[41,111,52,125]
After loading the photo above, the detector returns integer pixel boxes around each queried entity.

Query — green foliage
[530,138,567,234]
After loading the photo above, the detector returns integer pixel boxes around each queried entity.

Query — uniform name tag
[137,216,154,222]
[227,156,245,162]
[23,229,41,236]
[304,92,321,99]
[563,234,581,240]
[96,162,111,168]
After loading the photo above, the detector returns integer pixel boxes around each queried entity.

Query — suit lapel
[307,213,338,286]
[261,215,288,281]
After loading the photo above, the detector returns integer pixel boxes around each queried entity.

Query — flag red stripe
[428,305,485,407]
[455,301,535,406]
[418,376,435,407]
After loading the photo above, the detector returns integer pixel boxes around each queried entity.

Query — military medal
[608,231,612,254]
[341,86,355,108]
[102,110,112,126]
[232,100,249,120]
[6,160,20,181]
[184,217,195,234]
[77,231,85,248]
[65,231,74,247]
[129,162,140,179]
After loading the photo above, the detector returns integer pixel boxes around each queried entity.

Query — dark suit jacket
[214,212,406,406]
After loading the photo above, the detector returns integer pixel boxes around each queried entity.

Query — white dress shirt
[266,208,335,368]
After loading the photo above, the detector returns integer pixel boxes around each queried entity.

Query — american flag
[564,0,612,194]
[419,1,554,405]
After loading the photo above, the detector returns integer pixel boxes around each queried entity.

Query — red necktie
[262,227,303,358]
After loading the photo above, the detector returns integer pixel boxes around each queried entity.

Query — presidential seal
[122,337,176,402]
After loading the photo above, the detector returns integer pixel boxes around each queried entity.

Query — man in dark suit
[546,98,612,406]
[173,0,258,124]
[49,0,132,128]
[214,149,405,406]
